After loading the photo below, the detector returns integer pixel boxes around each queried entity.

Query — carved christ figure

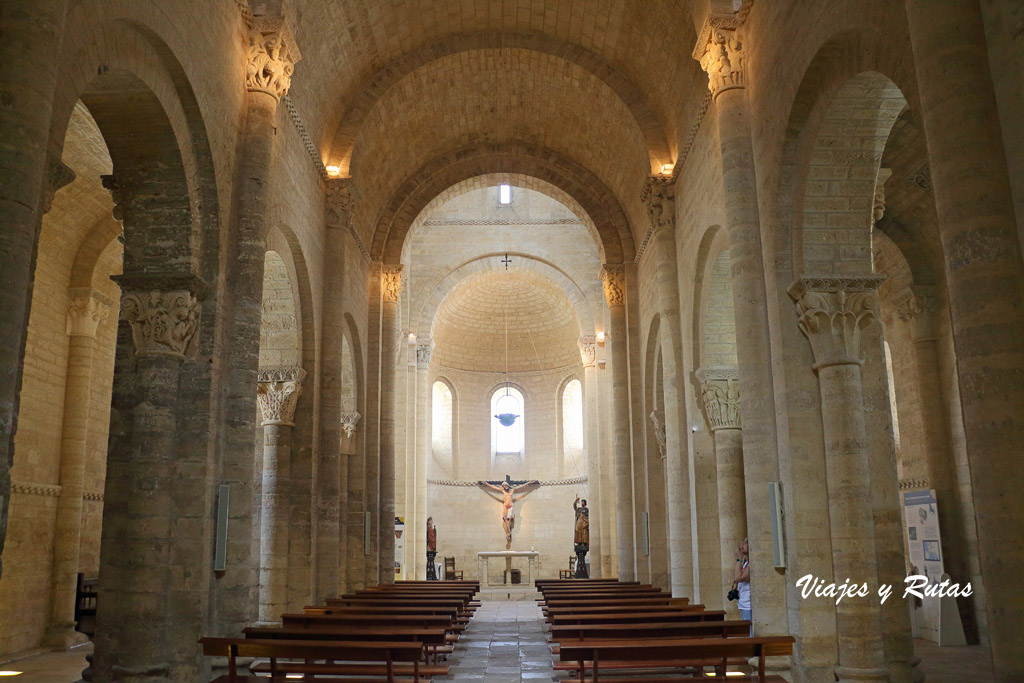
[477,479,540,549]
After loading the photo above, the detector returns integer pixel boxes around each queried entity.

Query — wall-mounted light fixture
[596,331,606,345]
[660,163,675,175]
[408,332,417,342]
[691,425,698,433]
[326,164,341,177]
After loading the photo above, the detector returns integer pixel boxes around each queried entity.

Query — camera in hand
[727,587,740,601]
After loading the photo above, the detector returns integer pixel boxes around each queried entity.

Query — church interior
[0,0,1022,681]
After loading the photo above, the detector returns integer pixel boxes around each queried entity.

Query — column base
[834,665,891,682]
[42,623,89,650]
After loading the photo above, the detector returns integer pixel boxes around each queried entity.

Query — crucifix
[501,253,512,270]
[477,475,540,549]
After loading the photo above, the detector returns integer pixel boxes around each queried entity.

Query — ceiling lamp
[494,253,520,427]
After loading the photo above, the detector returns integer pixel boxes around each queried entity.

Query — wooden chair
[560,555,576,579]
[443,556,463,580]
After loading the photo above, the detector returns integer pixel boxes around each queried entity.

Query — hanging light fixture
[494,253,519,427]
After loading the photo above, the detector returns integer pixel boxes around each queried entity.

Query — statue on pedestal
[573,495,590,578]
[477,476,540,549]
[426,516,437,581]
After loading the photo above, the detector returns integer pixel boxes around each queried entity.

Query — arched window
[491,386,524,457]
[561,379,584,474]
[432,380,453,463]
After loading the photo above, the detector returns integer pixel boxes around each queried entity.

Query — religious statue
[477,477,540,549]
[426,516,438,581]
[573,495,590,578]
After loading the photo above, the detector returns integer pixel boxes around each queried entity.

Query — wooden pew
[556,635,795,682]
[309,604,462,618]
[549,619,752,643]
[550,610,727,626]
[200,636,427,682]
[283,612,457,631]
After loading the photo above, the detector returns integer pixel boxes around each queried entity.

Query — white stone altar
[477,550,540,586]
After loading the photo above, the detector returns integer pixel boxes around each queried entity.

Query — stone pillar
[320,178,355,598]
[256,367,305,623]
[214,14,302,638]
[905,4,1024,677]
[601,264,635,580]
[641,174,693,598]
[414,343,432,579]
[0,0,69,570]
[693,17,790,654]
[43,289,111,648]
[696,366,745,619]
[379,264,403,583]
[340,410,361,591]
[93,285,203,682]
[579,336,603,577]
[789,276,888,682]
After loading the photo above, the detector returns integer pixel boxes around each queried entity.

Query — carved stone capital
[340,412,361,439]
[66,288,113,338]
[257,366,306,426]
[326,177,358,230]
[42,158,76,214]
[894,285,940,341]
[416,343,433,368]
[788,276,885,371]
[640,175,676,233]
[578,336,597,368]
[693,16,745,100]
[600,264,626,308]
[120,289,201,359]
[381,264,403,303]
[695,366,741,430]
[649,410,667,460]
[246,15,302,100]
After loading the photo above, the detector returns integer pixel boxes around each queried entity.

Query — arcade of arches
[0,1,1022,681]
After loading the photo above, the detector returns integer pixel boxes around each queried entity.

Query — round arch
[369,142,635,264]
[323,31,674,175]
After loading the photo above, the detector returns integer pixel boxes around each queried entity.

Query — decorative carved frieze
[693,15,745,100]
[578,336,597,368]
[640,175,676,233]
[339,412,361,439]
[66,288,113,338]
[695,366,741,430]
[381,264,403,303]
[788,276,885,370]
[120,290,201,359]
[416,343,433,368]
[11,481,62,498]
[257,366,306,426]
[649,410,667,459]
[42,158,76,214]
[246,15,302,100]
[894,285,940,342]
[600,264,626,308]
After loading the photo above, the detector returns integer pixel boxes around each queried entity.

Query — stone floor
[0,603,997,682]
[438,599,555,682]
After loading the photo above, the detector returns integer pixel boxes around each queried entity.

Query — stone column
[641,174,693,598]
[414,343,432,579]
[789,276,888,682]
[215,14,302,635]
[93,284,203,682]
[0,0,69,567]
[695,366,745,619]
[601,264,635,579]
[693,18,790,651]
[579,336,603,577]
[379,264,403,583]
[43,289,111,648]
[905,4,1024,677]
[256,367,305,623]
[320,178,355,599]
